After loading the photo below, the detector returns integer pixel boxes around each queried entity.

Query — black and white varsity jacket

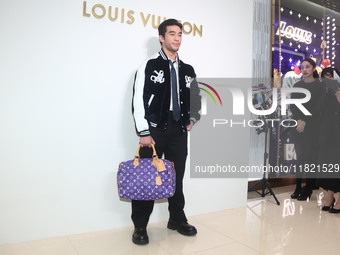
[132,49,201,137]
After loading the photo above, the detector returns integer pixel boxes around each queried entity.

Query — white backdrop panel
[0,0,253,244]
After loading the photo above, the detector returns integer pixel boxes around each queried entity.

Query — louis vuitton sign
[82,1,203,37]
[276,21,313,44]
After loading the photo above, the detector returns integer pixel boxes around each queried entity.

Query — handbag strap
[134,144,157,158]
[132,144,166,172]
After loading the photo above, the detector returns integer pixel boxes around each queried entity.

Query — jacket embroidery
[150,70,165,84]
[185,75,193,88]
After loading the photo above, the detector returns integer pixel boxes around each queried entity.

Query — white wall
[0,0,253,244]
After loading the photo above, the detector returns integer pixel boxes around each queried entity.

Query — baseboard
[248,177,303,191]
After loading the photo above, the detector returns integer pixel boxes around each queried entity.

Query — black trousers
[131,117,188,228]
[317,145,340,192]
[292,128,318,190]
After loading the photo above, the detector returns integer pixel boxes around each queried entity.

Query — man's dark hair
[321,67,334,78]
[321,67,340,78]
[158,19,182,37]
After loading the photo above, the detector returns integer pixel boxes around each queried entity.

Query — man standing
[131,18,201,245]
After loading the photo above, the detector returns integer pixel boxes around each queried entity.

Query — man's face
[159,25,182,53]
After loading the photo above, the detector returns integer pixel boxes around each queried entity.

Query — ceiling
[281,0,340,26]
[308,0,340,13]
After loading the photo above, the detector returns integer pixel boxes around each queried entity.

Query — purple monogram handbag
[117,144,176,200]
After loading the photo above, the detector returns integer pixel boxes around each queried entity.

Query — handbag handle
[134,144,157,159]
[132,144,166,172]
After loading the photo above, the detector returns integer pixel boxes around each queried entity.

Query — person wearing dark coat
[290,58,324,201]
[317,68,340,213]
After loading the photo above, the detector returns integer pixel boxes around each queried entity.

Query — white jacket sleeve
[132,60,150,136]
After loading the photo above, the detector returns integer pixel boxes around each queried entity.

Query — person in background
[317,67,340,213]
[290,58,324,201]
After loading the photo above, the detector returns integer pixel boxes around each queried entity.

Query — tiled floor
[1,185,340,255]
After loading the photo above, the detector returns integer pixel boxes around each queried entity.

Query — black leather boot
[167,219,197,236]
[291,187,301,199]
[132,227,149,245]
[297,186,312,201]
